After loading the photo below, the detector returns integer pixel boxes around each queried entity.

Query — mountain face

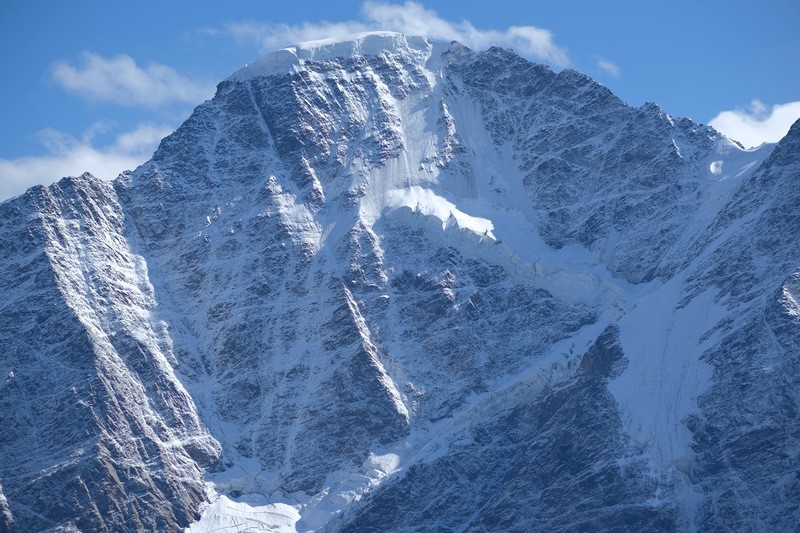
[1,32,798,532]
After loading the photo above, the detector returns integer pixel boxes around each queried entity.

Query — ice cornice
[227,31,445,81]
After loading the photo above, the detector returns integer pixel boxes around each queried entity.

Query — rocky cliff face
[0,177,220,531]
[0,32,797,532]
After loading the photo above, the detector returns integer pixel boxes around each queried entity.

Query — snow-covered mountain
[1,32,798,532]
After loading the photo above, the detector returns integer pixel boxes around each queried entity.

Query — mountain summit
[1,33,798,532]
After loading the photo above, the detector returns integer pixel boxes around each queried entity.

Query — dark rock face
[0,32,798,531]
[341,327,679,532]
[448,47,717,284]
[0,177,219,531]
[679,121,800,531]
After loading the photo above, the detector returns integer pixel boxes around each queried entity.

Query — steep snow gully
[1,32,798,532]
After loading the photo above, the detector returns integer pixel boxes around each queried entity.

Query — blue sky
[1,0,798,199]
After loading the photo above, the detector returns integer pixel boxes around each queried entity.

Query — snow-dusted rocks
[0,175,220,531]
[0,32,798,531]
[227,32,438,82]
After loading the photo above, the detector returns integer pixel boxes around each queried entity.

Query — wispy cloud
[51,52,214,107]
[223,1,569,67]
[0,123,172,201]
[596,57,619,78]
[709,99,800,148]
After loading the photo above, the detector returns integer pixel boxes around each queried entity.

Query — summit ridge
[227,31,445,81]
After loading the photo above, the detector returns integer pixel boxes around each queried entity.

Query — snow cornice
[226,31,448,81]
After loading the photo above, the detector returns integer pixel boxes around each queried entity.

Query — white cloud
[596,57,619,78]
[51,52,214,107]
[225,1,569,67]
[0,123,172,201]
[709,99,800,148]
[225,21,370,50]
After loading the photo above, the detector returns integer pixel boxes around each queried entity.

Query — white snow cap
[227,32,442,81]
